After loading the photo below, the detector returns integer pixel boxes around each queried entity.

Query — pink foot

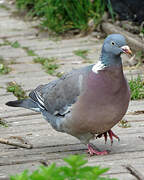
[87,144,108,156]
[96,130,120,145]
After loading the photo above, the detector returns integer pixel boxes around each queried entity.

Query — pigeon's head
[101,34,132,66]
[102,34,132,56]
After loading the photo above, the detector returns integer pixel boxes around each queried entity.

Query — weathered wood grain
[0,2,144,180]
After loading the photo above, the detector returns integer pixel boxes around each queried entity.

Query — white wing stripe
[35,91,45,107]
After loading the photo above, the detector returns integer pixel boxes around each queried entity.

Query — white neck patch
[92,61,105,74]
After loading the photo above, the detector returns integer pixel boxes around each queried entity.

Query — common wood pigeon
[6,34,131,155]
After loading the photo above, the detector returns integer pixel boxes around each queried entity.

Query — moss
[22,47,37,56]
[0,56,11,75]
[7,81,28,100]
[33,57,59,75]
[73,49,89,60]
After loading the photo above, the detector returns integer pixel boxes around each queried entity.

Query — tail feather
[6,99,41,112]
[6,99,65,133]
[6,100,24,107]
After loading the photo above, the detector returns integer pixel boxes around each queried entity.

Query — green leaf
[10,170,30,180]
[63,154,87,168]
[11,41,21,48]
[10,154,118,180]
[92,166,109,176]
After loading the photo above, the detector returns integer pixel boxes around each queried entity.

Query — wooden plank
[125,164,144,180]
[0,4,144,180]
[0,134,144,163]
[106,173,136,180]
[0,157,134,180]
[0,162,41,179]
[0,150,143,179]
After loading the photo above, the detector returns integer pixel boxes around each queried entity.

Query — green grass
[0,40,10,47]
[0,56,11,75]
[10,154,117,180]
[141,28,144,34]
[0,40,21,48]
[33,57,59,75]
[15,0,106,34]
[73,49,89,60]
[33,56,46,64]
[107,0,115,22]
[135,51,144,67]
[0,4,10,10]
[22,47,37,56]
[0,118,8,128]
[0,63,11,75]
[44,62,59,75]
[7,81,28,100]
[129,75,144,100]
[11,41,21,48]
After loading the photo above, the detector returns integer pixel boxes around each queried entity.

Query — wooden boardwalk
[0,2,144,180]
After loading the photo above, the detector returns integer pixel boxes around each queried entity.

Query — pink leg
[87,144,108,156]
[104,132,107,144]
[108,130,120,145]
[96,130,120,145]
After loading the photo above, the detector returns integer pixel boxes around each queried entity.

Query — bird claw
[108,130,120,145]
[96,130,120,145]
[87,144,108,156]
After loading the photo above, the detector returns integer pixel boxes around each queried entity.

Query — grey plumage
[6,65,93,132]
[6,99,40,112]
[29,65,92,115]
[6,34,131,155]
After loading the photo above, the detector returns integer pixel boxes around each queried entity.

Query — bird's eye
[111,41,115,45]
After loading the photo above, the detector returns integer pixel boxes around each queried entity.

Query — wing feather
[29,65,93,115]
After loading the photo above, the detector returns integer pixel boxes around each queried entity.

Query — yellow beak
[121,45,132,56]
